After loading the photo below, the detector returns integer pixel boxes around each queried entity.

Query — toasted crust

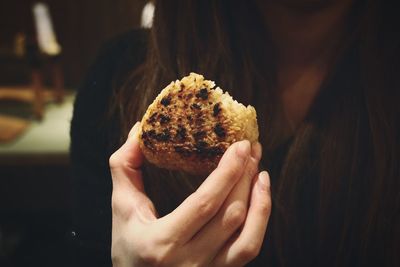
[138,73,259,175]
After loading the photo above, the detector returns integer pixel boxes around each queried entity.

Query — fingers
[162,140,251,243]
[191,143,262,260]
[110,122,157,222]
[213,171,271,267]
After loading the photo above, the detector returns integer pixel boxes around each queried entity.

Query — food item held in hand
[138,72,259,175]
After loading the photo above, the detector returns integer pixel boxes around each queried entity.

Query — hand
[109,122,271,267]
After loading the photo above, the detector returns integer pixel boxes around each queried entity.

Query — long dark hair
[112,0,399,266]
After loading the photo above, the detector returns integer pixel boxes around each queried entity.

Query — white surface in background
[0,94,74,155]
[32,2,61,55]
[141,2,155,28]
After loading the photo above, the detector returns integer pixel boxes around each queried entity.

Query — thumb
[110,122,142,167]
[110,122,157,221]
[110,122,144,191]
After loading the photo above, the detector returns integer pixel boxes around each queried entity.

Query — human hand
[109,122,271,267]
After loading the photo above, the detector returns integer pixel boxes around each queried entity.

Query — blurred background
[0,0,150,266]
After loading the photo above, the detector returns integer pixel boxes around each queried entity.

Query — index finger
[161,140,251,244]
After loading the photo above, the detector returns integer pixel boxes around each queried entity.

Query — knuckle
[258,196,272,215]
[222,202,247,229]
[126,239,158,265]
[138,239,171,267]
[139,252,164,266]
[237,242,261,262]
[110,153,135,175]
[194,193,218,219]
[109,152,121,169]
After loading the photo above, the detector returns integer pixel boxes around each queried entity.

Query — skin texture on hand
[109,122,272,267]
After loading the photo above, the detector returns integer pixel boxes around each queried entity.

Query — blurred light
[32,2,61,56]
[141,2,154,29]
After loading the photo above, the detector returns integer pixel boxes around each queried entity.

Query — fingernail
[258,171,270,191]
[251,142,262,160]
[128,122,141,138]
[236,140,251,159]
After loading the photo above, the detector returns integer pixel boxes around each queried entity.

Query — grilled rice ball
[138,72,259,175]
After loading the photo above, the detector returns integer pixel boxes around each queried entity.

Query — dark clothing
[70,29,148,267]
[70,29,396,266]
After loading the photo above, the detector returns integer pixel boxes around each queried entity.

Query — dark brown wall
[0,0,148,87]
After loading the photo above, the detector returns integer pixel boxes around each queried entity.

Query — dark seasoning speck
[160,96,171,106]
[176,125,187,140]
[196,88,209,100]
[174,145,191,157]
[194,143,224,158]
[214,123,226,138]
[159,114,171,124]
[155,129,171,141]
[141,128,171,144]
[148,112,158,124]
[213,103,221,116]
[193,131,206,141]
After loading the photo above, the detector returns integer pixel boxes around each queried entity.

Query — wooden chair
[0,2,64,120]
[0,41,64,120]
